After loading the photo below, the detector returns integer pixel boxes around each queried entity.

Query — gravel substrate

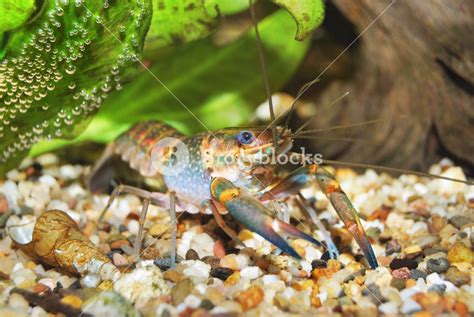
[0,154,472,316]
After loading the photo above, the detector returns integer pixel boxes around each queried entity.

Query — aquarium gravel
[0,154,472,316]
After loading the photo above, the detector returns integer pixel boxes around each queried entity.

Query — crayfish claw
[210,177,322,259]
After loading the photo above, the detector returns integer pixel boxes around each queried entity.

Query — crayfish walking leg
[260,164,378,269]
[97,184,174,262]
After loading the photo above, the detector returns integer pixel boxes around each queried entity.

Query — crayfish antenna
[249,0,278,151]
[321,159,473,185]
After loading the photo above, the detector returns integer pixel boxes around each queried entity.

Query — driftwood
[303,0,473,171]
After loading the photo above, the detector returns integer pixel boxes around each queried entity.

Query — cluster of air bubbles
[0,0,148,164]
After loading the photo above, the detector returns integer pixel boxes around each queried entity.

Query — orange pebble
[405,279,417,288]
[224,272,240,286]
[26,261,36,270]
[33,283,49,293]
[454,301,468,317]
[413,311,432,317]
[235,285,264,311]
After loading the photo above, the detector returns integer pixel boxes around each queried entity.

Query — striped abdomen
[114,121,186,177]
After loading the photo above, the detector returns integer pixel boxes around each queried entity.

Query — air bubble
[101,83,111,92]
[65,64,76,75]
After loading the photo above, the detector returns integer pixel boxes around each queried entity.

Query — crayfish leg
[295,194,340,260]
[210,177,322,259]
[313,166,379,269]
[96,184,174,264]
[260,164,378,269]
[210,200,244,246]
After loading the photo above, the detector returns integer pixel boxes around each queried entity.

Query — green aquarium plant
[0,0,324,176]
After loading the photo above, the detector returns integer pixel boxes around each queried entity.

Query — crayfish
[89,121,378,269]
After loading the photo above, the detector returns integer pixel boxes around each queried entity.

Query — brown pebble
[367,206,391,221]
[190,308,211,317]
[164,270,183,283]
[97,230,109,241]
[110,239,131,250]
[186,249,200,260]
[390,278,405,290]
[213,240,226,259]
[99,243,111,254]
[171,278,193,305]
[255,258,270,271]
[235,285,264,311]
[429,215,447,233]
[210,267,234,281]
[141,247,161,260]
[201,256,220,269]
[444,267,471,287]
[113,253,129,267]
[468,198,474,209]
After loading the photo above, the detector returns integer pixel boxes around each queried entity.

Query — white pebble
[304,246,322,262]
[401,298,421,314]
[114,265,169,304]
[8,293,29,310]
[89,235,100,246]
[81,274,101,288]
[31,306,48,317]
[60,165,80,179]
[38,278,56,290]
[318,277,341,298]
[262,274,280,284]
[183,260,211,278]
[364,266,392,288]
[127,220,140,235]
[10,268,36,285]
[65,183,86,198]
[189,233,215,258]
[407,221,428,235]
[36,153,59,166]
[300,260,313,274]
[234,254,249,270]
[240,266,261,279]
[184,294,201,308]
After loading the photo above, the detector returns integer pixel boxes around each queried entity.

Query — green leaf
[217,0,249,15]
[144,0,221,54]
[0,0,36,33]
[272,0,325,40]
[30,9,311,155]
[0,0,152,176]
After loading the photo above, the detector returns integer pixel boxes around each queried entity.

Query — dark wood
[305,0,473,171]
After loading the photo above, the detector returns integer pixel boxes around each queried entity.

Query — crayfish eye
[236,130,255,145]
